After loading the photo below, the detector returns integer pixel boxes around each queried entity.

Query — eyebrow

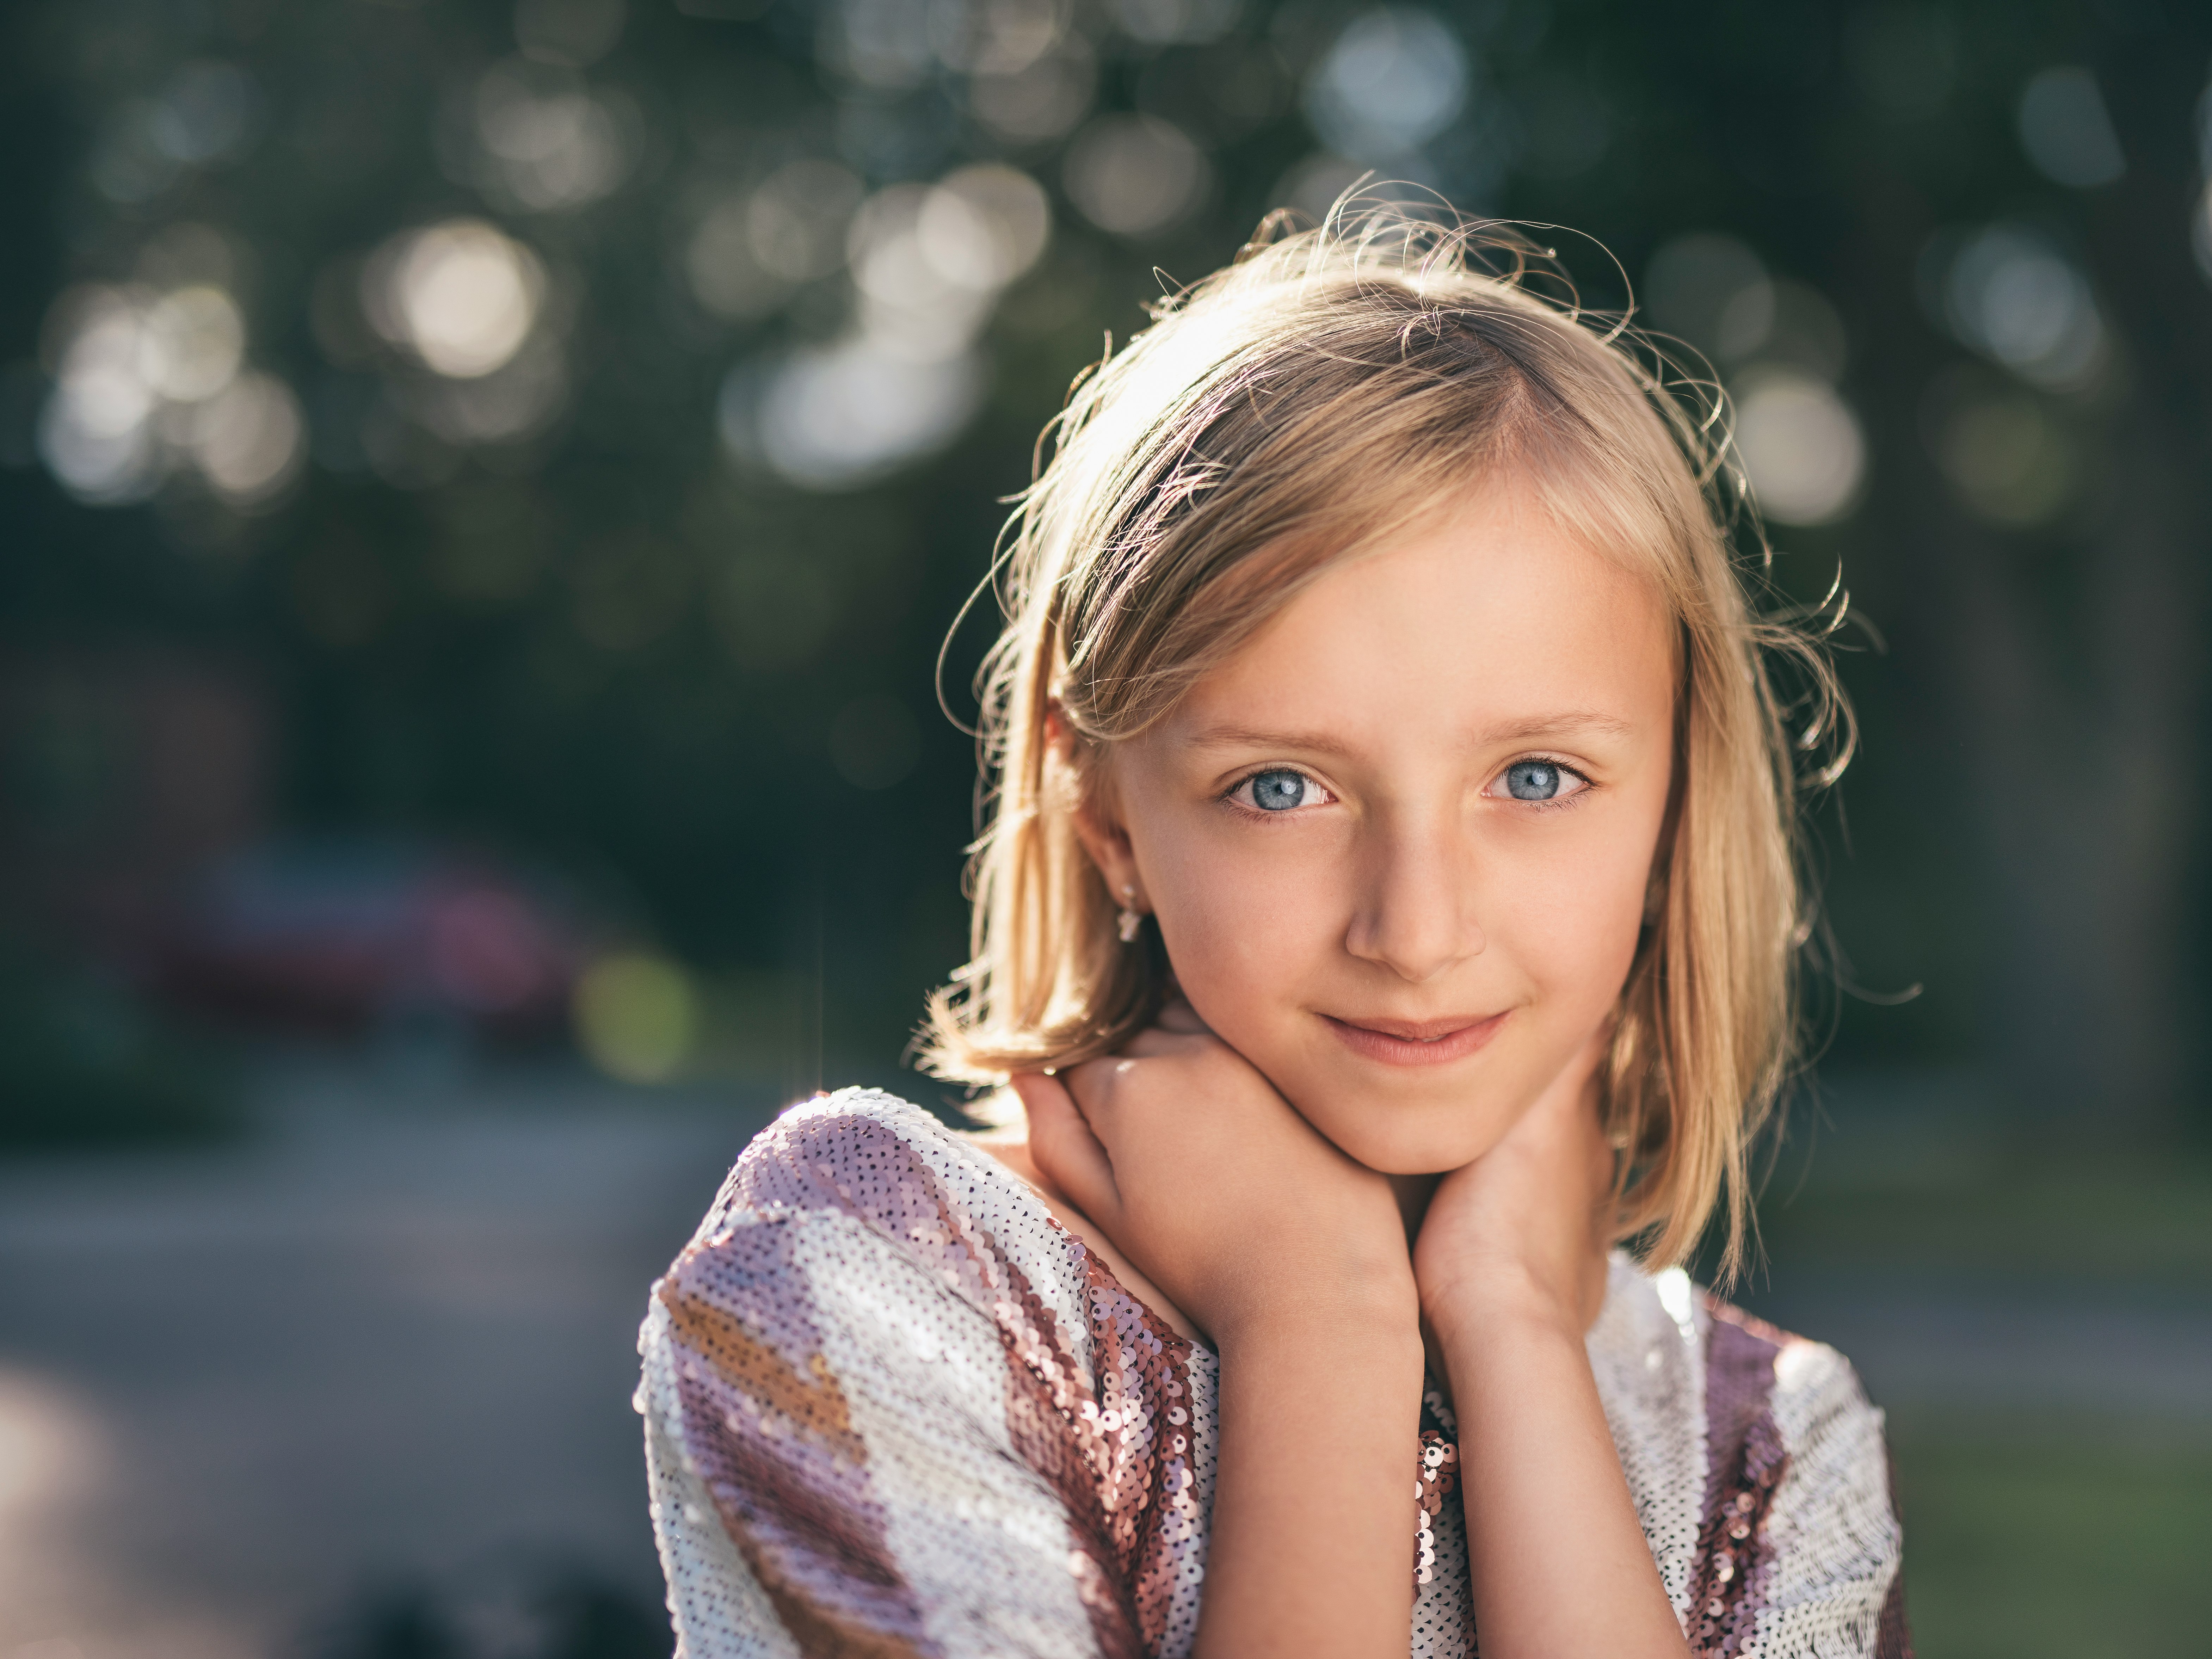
[1185,724,1360,758]
[1186,710,1639,754]
[1474,711,1639,746]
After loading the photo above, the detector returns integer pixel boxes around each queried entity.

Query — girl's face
[1082,482,1678,1175]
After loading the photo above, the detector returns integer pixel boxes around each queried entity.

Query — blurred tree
[0,932,239,1147]
[0,0,2206,1132]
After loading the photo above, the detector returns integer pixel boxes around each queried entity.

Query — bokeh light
[1934,224,2106,391]
[573,951,697,1083]
[141,286,246,402]
[970,39,1096,142]
[148,61,261,165]
[88,59,262,205]
[466,59,637,214]
[1929,382,2076,529]
[364,220,547,380]
[34,279,299,508]
[1107,0,1241,46]
[686,159,868,321]
[716,159,1049,488]
[2017,66,2126,190]
[1732,368,1867,528]
[725,340,983,492]
[1302,8,1467,163]
[37,288,163,504]
[919,164,1052,290]
[1643,233,1864,526]
[748,159,869,283]
[186,373,306,508]
[1064,114,1210,236]
[1643,233,1774,364]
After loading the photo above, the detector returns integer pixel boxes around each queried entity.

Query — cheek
[1497,825,1657,1015]
[1144,830,1342,1031]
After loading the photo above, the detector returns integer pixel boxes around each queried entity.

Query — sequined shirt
[637,1088,1910,1658]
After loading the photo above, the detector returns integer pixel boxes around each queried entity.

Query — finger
[1059,1051,1147,1133]
[1117,1026,1209,1060]
[1153,997,1212,1035]
[1010,1071,1120,1220]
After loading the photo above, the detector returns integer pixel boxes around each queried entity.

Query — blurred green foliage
[1888,1411,2212,1659]
[0,935,239,1147]
[1,0,2209,1130]
[1721,1121,2212,1651]
[1758,1152,2212,1285]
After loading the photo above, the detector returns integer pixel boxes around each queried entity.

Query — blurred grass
[1737,1106,2212,1657]
[1754,1153,2212,1285]
[1887,1410,2212,1659]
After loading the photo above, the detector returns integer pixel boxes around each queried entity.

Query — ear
[1051,705,1148,916]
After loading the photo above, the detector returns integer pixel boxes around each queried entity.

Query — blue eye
[1249,769,1312,811]
[1504,760,1561,800]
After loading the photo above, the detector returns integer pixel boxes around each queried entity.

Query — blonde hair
[920,205,1850,1277]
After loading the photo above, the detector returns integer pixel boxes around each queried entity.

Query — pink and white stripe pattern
[639,1088,1908,1658]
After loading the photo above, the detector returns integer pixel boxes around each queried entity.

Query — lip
[1320,1009,1510,1067]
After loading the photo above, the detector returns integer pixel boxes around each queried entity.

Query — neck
[1387,1172,1441,1247]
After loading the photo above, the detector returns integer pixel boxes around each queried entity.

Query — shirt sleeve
[1751,1340,1911,1658]
[637,1201,1110,1659]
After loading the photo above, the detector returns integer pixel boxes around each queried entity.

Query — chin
[1344,1135,1499,1177]
[1298,1099,1515,1177]
[1273,1052,1523,1167]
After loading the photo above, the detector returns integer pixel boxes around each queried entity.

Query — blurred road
[0,1066,2206,1659]
[1749,1271,2212,1423]
[0,1060,770,1659]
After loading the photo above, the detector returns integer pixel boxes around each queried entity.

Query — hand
[1413,1031,1694,1659]
[1011,1002,1417,1349]
[1412,1028,1615,1346]
[1019,1005,1428,1658]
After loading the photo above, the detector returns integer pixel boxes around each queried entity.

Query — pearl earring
[1117,885,1142,943]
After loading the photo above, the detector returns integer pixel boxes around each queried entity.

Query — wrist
[1422,1264,1585,1352]
[1217,1220,1418,1337]
[1214,1275,1422,1360]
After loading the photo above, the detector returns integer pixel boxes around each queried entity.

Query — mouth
[1319,1009,1510,1067]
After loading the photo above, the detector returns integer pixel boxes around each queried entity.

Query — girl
[637,209,1909,1659]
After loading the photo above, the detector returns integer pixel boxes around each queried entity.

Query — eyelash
[1218,757,1596,817]
[1503,754,1596,813]
[1219,768,1333,819]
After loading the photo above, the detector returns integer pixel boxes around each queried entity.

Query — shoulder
[1589,1256,1887,1462]
[1585,1259,1905,1653]
[638,1089,1118,1658]
[1693,1293,1907,1656]
[658,1085,1092,1353]
[696,1086,1012,1237]
[1694,1293,1890,1497]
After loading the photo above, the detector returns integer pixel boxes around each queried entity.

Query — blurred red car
[147,838,591,1042]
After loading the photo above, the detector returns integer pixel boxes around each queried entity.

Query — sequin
[1412,1422,1460,1602]
[637,1088,1909,1659]
[1685,1302,1800,1658]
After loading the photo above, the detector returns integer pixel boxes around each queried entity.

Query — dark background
[1,2,2207,1656]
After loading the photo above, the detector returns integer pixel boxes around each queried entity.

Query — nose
[1342,804,1484,983]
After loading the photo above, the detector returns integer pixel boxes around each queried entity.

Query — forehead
[1171,485,1676,746]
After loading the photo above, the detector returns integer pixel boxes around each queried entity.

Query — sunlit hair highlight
[919,201,1852,1281]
